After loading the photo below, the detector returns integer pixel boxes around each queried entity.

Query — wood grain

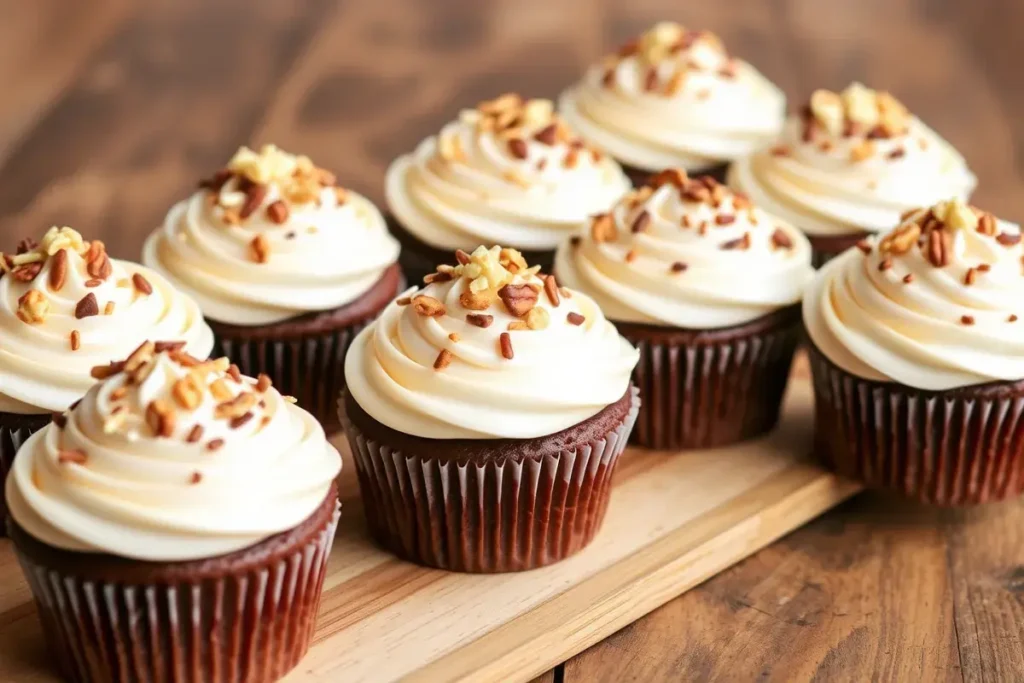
[0,380,854,682]
[0,0,1022,681]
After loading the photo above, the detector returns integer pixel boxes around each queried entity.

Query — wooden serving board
[0,359,860,683]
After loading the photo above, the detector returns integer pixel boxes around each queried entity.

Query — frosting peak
[556,169,814,328]
[385,94,630,252]
[144,144,400,325]
[804,198,1024,390]
[559,22,786,172]
[0,227,214,413]
[5,343,342,561]
[345,246,639,439]
[728,82,977,237]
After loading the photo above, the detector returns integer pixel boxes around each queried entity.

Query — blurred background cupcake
[0,227,212,531]
[805,198,1023,505]
[384,94,630,283]
[729,83,976,267]
[144,144,401,431]
[559,21,785,186]
[556,169,813,449]
[342,245,639,572]
[6,343,342,682]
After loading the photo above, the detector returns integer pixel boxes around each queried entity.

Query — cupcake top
[384,94,630,252]
[144,144,400,326]
[805,199,1024,390]
[558,21,786,172]
[345,246,639,439]
[729,83,977,237]
[555,169,813,329]
[0,228,213,414]
[5,342,341,561]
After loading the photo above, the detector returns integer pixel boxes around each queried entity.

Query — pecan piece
[498,283,539,317]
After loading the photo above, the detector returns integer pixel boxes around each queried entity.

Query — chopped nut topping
[214,392,257,420]
[850,140,875,163]
[189,471,202,485]
[413,295,446,317]
[434,349,454,370]
[250,235,270,264]
[631,210,652,233]
[878,258,893,272]
[1010,314,1019,323]
[525,307,550,330]
[11,261,43,282]
[903,273,914,284]
[70,330,81,351]
[256,374,273,392]
[448,332,460,342]
[498,283,539,317]
[964,268,977,286]
[591,213,618,243]
[499,332,514,360]
[720,233,751,251]
[543,275,560,307]
[266,200,289,224]
[207,439,225,452]
[566,312,586,326]
[926,228,952,268]
[172,375,204,411]
[507,138,529,160]
[455,249,472,265]
[132,272,153,296]
[17,290,49,324]
[75,293,99,319]
[879,222,921,255]
[460,289,493,311]
[857,240,872,255]
[396,296,412,306]
[770,229,794,250]
[230,412,254,429]
[997,232,1022,247]
[961,315,975,326]
[715,214,736,226]
[48,249,68,291]
[466,313,493,328]
[146,399,176,438]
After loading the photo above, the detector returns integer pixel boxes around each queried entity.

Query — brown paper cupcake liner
[618,306,802,451]
[13,504,340,683]
[341,386,640,573]
[807,341,1024,505]
[214,324,367,433]
[0,412,50,537]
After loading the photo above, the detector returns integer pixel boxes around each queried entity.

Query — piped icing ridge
[345,246,639,439]
[559,21,786,172]
[804,198,1024,390]
[556,169,814,328]
[0,228,213,414]
[144,144,400,326]
[729,83,977,237]
[6,342,341,561]
[385,94,630,252]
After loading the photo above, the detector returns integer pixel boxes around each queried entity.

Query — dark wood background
[2,1,1023,680]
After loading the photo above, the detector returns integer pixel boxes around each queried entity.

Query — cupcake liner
[620,312,801,451]
[14,505,339,683]
[808,342,1024,506]
[0,413,50,536]
[214,321,369,433]
[341,386,640,573]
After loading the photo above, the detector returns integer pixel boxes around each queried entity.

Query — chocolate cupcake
[556,169,813,450]
[384,94,630,283]
[559,22,786,185]
[341,246,639,572]
[729,83,977,266]
[143,144,402,430]
[6,343,342,682]
[805,199,1024,505]
[0,227,212,532]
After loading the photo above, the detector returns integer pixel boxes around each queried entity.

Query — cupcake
[805,198,1024,505]
[6,343,342,682]
[556,169,813,450]
[559,21,786,186]
[729,82,977,267]
[0,227,212,532]
[143,144,402,430]
[341,245,639,572]
[384,94,630,283]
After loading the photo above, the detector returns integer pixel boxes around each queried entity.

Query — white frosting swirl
[559,23,785,172]
[556,172,813,328]
[385,95,630,252]
[345,246,638,439]
[0,231,213,414]
[6,349,341,561]
[729,85,976,238]
[144,145,400,326]
[805,201,1024,390]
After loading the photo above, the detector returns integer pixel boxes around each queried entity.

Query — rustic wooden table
[2,1,1023,680]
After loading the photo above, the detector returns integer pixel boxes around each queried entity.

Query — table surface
[2,1,1023,681]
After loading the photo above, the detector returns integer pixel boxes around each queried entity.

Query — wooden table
[2,1,1022,680]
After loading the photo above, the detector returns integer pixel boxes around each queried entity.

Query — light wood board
[0,361,860,682]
